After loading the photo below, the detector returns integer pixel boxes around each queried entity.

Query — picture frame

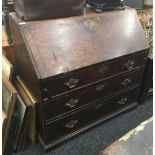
[2,73,17,153]
[16,76,37,144]
[2,54,13,81]
[16,76,37,104]
[2,111,7,131]
[13,94,27,152]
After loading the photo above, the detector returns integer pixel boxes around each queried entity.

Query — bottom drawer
[46,87,139,143]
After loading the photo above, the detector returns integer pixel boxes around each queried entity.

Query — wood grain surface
[19,8,149,79]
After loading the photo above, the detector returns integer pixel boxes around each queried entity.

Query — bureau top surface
[17,8,148,79]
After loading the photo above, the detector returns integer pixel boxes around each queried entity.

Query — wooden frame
[2,111,7,131]
[16,76,37,144]
[2,73,17,153]
[2,54,13,81]
[13,76,37,151]
[16,76,37,104]
[13,94,27,152]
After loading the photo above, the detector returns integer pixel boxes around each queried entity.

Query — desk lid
[13,8,149,79]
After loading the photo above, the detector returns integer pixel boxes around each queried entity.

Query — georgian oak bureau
[9,8,149,150]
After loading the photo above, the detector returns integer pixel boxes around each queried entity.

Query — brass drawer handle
[96,83,105,91]
[121,78,131,87]
[98,64,108,74]
[65,78,79,89]
[124,60,135,70]
[65,120,78,129]
[65,99,79,109]
[118,98,128,105]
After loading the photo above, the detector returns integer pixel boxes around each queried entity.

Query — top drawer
[42,51,147,99]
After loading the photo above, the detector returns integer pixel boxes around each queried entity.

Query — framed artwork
[16,76,37,144]
[13,75,37,151]
[2,54,13,81]
[13,94,27,151]
[2,73,17,153]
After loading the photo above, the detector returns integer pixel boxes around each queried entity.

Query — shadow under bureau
[9,8,149,150]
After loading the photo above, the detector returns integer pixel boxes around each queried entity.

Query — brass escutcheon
[65,120,78,129]
[124,60,135,70]
[84,19,98,30]
[118,98,128,105]
[121,79,131,87]
[65,78,79,89]
[65,99,79,109]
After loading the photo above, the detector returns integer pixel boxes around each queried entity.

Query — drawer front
[46,87,139,142]
[42,51,147,99]
[44,69,143,120]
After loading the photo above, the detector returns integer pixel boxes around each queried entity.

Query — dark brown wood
[39,102,138,150]
[14,0,83,21]
[139,53,153,102]
[44,69,143,120]
[9,12,46,140]
[9,8,149,150]
[21,9,148,79]
[42,51,146,98]
[45,86,139,145]
[9,8,149,100]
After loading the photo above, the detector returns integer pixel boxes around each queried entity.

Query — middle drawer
[44,69,144,120]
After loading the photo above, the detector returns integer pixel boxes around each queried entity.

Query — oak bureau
[9,8,149,150]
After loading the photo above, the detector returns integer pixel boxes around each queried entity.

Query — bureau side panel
[139,57,153,102]
[9,13,46,141]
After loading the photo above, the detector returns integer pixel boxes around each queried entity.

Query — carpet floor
[14,97,153,155]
